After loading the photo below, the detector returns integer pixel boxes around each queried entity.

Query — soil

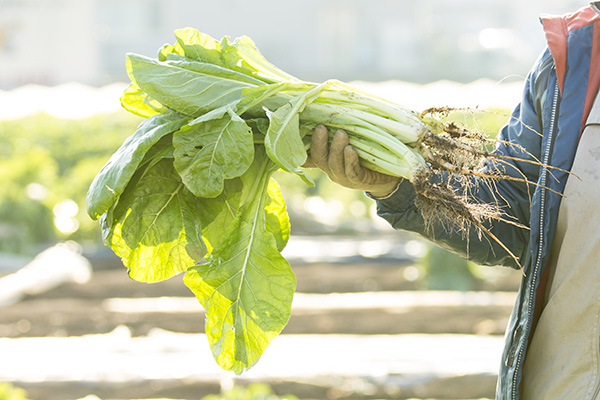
[0,254,520,339]
[0,246,521,400]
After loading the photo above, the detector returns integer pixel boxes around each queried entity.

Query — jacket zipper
[510,82,560,400]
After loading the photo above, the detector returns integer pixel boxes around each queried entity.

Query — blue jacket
[375,3,600,399]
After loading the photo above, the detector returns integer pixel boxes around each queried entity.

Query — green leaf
[86,112,189,220]
[264,178,290,251]
[187,101,240,126]
[103,158,207,283]
[184,150,295,374]
[157,42,184,61]
[220,36,298,83]
[235,82,288,116]
[264,104,305,172]
[264,81,333,172]
[246,117,270,135]
[98,134,176,258]
[120,83,168,118]
[173,28,225,67]
[165,53,265,86]
[173,106,254,198]
[201,177,244,254]
[126,53,257,117]
[143,132,176,161]
[290,168,315,187]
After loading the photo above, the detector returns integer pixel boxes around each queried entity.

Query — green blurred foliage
[422,245,479,291]
[274,168,379,235]
[0,383,30,400]
[0,111,143,254]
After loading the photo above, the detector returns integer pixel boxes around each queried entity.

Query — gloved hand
[303,125,401,198]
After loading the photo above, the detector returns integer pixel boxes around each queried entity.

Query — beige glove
[303,125,401,198]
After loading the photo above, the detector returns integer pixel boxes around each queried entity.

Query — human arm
[304,49,554,268]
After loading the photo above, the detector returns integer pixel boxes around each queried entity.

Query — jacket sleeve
[374,49,555,269]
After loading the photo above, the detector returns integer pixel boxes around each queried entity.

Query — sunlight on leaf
[184,150,295,374]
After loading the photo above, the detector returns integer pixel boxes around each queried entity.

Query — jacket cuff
[366,179,417,211]
[365,180,404,200]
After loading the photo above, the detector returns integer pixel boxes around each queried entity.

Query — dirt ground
[0,252,520,339]
[0,244,520,400]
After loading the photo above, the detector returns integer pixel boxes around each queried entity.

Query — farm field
[0,234,520,400]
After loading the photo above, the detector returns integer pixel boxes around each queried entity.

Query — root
[423,130,574,184]
[411,106,567,273]
[417,106,575,199]
[375,105,571,273]
[412,172,525,272]
[424,150,565,198]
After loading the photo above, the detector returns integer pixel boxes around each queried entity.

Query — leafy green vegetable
[173,105,254,198]
[89,27,514,374]
[86,111,189,220]
[120,83,168,118]
[185,148,294,374]
[126,54,258,117]
[101,157,206,282]
[88,27,431,374]
[173,28,222,66]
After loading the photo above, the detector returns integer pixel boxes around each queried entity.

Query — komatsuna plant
[88,28,544,374]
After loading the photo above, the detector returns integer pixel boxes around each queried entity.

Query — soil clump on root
[410,110,532,271]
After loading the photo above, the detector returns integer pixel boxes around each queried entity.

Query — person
[303,3,600,399]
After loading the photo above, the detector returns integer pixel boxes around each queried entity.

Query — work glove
[303,125,401,198]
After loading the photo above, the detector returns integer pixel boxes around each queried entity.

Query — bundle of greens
[87,28,524,374]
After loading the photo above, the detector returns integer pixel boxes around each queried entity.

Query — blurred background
[0,1,586,400]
